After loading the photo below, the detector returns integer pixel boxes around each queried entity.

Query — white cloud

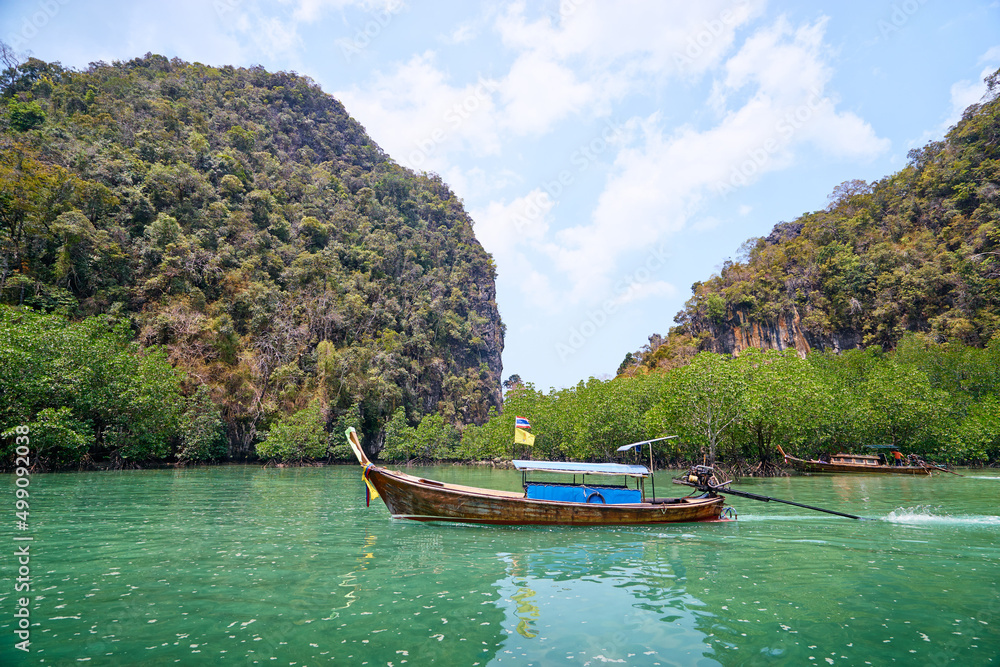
[721,16,831,103]
[499,52,594,135]
[942,51,1000,130]
[330,0,766,183]
[496,0,763,78]
[952,79,987,115]
[980,45,1000,64]
[331,6,888,315]
[490,0,764,133]
[446,20,477,44]
[471,190,557,308]
[610,280,677,308]
[472,188,552,258]
[252,15,301,57]
[288,0,404,23]
[545,15,889,302]
[107,1,249,69]
[334,51,502,172]
[912,46,1000,146]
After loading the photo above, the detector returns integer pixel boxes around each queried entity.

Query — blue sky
[3,0,999,391]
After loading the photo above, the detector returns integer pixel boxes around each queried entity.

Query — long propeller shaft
[673,477,865,520]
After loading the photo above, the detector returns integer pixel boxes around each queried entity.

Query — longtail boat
[777,444,958,476]
[345,428,727,525]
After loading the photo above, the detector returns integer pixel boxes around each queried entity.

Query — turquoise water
[2,465,998,665]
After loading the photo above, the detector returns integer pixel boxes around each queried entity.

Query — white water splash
[884,506,1000,527]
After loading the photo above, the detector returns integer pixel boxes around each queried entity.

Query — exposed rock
[705,305,862,356]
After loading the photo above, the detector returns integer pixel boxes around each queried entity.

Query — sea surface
[2,465,998,666]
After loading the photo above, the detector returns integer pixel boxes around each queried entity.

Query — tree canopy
[458,341,1000,469]
[0,52,503,465]
[622,69,1000,372]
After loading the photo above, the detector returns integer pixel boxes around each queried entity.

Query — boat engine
[684,465,718,490]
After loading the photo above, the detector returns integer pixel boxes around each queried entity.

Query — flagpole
[649,441,655,501]
[616,436,678,502]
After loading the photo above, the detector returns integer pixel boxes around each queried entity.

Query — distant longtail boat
[777,445,958,476]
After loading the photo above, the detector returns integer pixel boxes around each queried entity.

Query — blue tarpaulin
[525,483,642,504]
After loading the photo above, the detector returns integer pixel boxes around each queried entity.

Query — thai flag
[515,416,531,429]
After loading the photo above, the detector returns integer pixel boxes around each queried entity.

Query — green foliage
[6,99,46,131]
[256,401,328,462]
[706,293,727,325]
[0,54,504,461]
[107,348,185,460]
[226,125,255,152]
[2,407,90,466]
[671,69,1000,354]
[455,406,509,461]
[178,385,227,462]
[457,375,666,463]
[380,407,411,461]
[954,395,1000,463]
[380,407,460,462]
[464,338,1000,466]
[646,352,747,463]
[0,305,186,467]
[327,402,362,460]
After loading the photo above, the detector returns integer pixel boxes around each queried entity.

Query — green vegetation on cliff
[658,69,1000,361]
[0,307,189,466]
[0,52,503,466]
[550,70,1000,469]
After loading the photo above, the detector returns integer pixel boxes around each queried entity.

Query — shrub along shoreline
[4,306,998,472]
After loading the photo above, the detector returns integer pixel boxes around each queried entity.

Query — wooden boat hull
[782,454,932,475]
[365,465,726,525]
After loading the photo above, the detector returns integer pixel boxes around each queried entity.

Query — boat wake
[965,475,1000,480]
[883,506,1000,527]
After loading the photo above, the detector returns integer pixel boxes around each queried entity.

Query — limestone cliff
[622,73,1000,373]
[0,54,504,455]
[702,306,861,357]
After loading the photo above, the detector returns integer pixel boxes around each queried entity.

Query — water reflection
[487,531,725,665]
[511,584,540,638]
[328,531,376,617]
[4,466,997,666]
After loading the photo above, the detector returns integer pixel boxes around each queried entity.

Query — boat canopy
[615,435,677,452]
[512,460,650,477]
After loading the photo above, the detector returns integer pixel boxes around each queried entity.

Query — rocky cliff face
[704,306,861,357]
[627,73,1000,374]
[0,54,504,454]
